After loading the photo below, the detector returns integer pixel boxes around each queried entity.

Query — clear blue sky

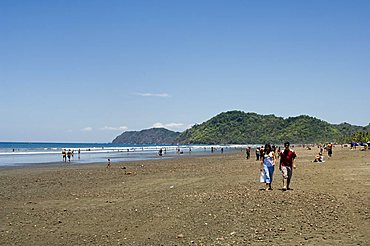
[1,0,369,142]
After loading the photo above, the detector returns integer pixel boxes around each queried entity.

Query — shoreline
[0,151,235,171]
[0,143,243,167]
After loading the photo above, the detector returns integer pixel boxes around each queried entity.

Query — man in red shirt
[279,142,297,191]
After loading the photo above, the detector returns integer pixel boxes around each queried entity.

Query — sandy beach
[0,147,369,245]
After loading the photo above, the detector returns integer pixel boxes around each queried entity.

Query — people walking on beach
[260,143,276,191]
[78,149,81,159]
[279,142,296,191]
[106,159,111,168]
[256,147,260,160]
[62,149,67,162]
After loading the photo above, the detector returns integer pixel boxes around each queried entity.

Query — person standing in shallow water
[67,149,72,162]
[62,149,67,162]
[279,142,297,191]
[260,143,276,191]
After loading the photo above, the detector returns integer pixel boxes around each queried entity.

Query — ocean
[0,142,248,167]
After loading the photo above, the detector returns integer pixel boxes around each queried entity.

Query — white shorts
[281,166,292,179]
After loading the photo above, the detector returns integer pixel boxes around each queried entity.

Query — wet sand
[0,147,369,245]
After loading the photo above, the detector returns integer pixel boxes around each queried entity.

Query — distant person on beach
[279,142,297,191]
[259,146,264,161]
[256,147,260,161]
[260,143,276,191]
[327,143,333,157]
[362,144,368,151]
[107,159,111,168]
[78,149,81,159]
[158,148,163,156]
[246,147,251,159]
[272,145,276,155]
[62,149,67,162]
[276,146,281,160]
[313,153,324,163]
[221,147,224,154]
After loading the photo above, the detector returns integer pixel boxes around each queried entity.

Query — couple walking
[260,142,296,191]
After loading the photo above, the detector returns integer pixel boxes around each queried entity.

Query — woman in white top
[260,143,276,191]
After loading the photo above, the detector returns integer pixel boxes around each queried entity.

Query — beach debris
[177,233,184,238]
[120,166,135,175]
[122,169,136,175]
[24,201,36,206]
[230,231,236,236]
[170,185,174,189]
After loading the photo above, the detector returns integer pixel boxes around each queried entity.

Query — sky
[1,0,369,143]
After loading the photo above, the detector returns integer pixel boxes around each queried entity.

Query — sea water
[0,142,249,167]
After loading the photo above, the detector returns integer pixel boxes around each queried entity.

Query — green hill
[112,128,180,144]
[176,111,367,144]
[112,111,369,144]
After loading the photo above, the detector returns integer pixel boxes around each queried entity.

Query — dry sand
[0,147,369,245]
